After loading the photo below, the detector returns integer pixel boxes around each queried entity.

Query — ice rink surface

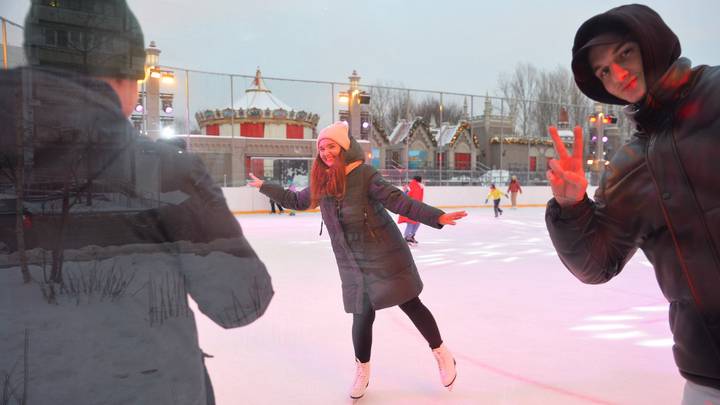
[195,207,682,404]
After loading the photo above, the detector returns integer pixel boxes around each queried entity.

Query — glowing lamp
[161,72,175,84]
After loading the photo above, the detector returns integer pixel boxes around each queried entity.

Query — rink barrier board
[231,203,549,215]
[225,186,597,215]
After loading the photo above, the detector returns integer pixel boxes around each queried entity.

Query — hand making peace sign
[546,125,588,207]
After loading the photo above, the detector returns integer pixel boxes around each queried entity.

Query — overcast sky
[2,1,719,130]
[3,0,719,95]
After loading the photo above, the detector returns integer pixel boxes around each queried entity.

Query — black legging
[352,295,443,363]
[493,198,503,216]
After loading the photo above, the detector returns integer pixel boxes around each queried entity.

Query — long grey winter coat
[261,138,444,313]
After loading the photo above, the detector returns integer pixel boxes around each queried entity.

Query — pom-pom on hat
[316,121,350,151]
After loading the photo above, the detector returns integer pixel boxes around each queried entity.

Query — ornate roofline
[196,108,320,128]
[406,117,437,147]
[445,121,477,148]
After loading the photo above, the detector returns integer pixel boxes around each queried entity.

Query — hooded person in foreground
[0,1,272,404]
[248,121,467,400]
[545,4,720,403]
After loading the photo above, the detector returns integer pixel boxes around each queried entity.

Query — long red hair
[310,149,347,208]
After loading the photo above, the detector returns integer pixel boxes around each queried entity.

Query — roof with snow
[436,123,468,147]
[388,118,435,147]
[389,119,413,144]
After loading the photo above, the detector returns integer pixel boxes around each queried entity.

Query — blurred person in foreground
[545,4,720,403]
[0,1,272,404]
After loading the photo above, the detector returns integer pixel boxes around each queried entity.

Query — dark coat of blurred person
[545,4,720,403]
[0,1,272,404]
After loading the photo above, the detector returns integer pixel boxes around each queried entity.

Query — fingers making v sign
[546,125,589,207]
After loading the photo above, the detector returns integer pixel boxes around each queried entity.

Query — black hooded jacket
[548,5,720,389]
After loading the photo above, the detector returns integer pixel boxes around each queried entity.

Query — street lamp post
[588,103,616,186]
[142,41,175,141]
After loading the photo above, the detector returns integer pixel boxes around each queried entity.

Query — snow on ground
[195,207,681,405]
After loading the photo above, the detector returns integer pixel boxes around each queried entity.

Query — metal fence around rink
[1,15,634,188]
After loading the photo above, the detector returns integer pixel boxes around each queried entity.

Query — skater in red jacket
[398,176,424,245]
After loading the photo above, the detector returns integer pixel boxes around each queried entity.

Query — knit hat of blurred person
[316,121,351,150]
[23,0,146,80]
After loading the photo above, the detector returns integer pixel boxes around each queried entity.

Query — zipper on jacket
[364,208,377,239]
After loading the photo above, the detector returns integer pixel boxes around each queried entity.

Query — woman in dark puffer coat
[249,121,467,399]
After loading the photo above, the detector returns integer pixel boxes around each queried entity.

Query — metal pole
[405,89,411,184]
[185,69,191,151]
[499,100,504,171]
[439,92,443,125]
[331,83,335,122]
[597,112,605,178]
[527,103,531,183]
[439,92,444,185]
[1,18,8,70]
[230,74,235,138]
[469,96,474,172]
[229,74,234,186]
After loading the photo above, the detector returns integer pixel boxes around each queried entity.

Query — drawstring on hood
[571,4,681,105]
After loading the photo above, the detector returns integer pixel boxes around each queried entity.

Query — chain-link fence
[2,15,635,188]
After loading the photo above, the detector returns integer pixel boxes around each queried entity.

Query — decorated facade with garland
[385,118,437,169]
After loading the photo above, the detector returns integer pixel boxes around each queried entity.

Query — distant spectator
[506,175,523,209]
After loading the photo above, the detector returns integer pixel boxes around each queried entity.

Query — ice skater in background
[398,175,424,245]
[248,121,467,400]
[506,175,522,209]
[485,184,508,217]
[269,199,284,214]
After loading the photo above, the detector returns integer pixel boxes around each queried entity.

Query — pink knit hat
[316,121,350,150]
